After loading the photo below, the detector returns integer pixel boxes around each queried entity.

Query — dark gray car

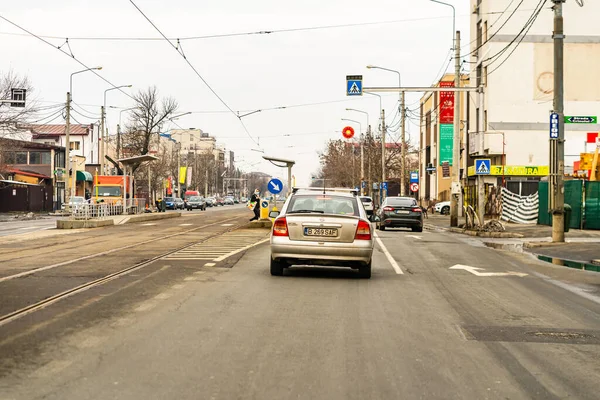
[186,196,206,211]
[376,197,423,232]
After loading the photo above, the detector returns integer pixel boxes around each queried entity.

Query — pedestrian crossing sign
[475,159,491,175]
[346,75,363,96]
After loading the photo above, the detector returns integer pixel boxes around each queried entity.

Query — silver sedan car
[269,188,374,278]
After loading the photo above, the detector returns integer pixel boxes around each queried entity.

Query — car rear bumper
[382,216,422,227]
[271,236,373,265]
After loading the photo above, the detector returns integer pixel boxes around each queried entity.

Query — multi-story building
[419,74,469,205]
[468,0,600,194]
[28,124,101,165]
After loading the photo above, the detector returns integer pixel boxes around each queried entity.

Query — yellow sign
[580,153,594,170]
[179,167,187,184]
[468,165,549,177]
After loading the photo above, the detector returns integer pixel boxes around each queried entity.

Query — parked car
[224,197,234,205]
[174,197,185,209]
[241,197,248,203]
[205,197,216,207]
[215,197,225,206]
[359,196,374,219]
[269,187,374,278]
[376,196,423,232]
[233,198,240,204]
[61,196,88,211]
[186,196,206,211]
[434,201,451,215]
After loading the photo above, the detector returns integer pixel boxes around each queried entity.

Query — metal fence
[69,198,147,220]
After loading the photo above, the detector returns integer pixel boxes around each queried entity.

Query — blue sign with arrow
[268,178,283,194]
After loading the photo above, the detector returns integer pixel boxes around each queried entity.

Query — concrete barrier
[57,212,181,229]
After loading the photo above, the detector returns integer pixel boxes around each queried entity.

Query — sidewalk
[425,214,600,272]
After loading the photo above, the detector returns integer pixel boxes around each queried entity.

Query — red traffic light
[342,126,355,139]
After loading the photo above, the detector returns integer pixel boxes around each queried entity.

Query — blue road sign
[261,200,269,209]
[361,181,367,189]
[410,171,419,183]
[346,75,363,96]
[550,112,559,139]
[268,178,283,194]
[381,182,388,190]
[475,159,491,175]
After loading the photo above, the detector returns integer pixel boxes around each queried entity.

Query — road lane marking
[406,235,423,240]
[180,223,193,226]
[205,263,216,267]
[373,232,403,275]
[449,264,528,277]
[141,223,156,226]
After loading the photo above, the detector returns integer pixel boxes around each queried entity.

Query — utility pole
[550,0,565,242]
[450,30,461,227]
[100,106,105,175]
[362,126,368,195]
[116,123,121,160]
[65,92,72,207]
[381,109,386,202]
[477,88,486,224]
[400,91,406,196]
[177,143,181,198]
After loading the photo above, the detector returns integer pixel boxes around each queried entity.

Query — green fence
[585,181,600,229]
[537,180,583,229]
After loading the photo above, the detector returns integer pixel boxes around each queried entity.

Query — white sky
[1,0,470,186]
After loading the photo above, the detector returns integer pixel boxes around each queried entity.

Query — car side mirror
[269,210,280,219]
[373,216,381,222]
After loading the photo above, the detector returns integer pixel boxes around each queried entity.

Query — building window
[55,151,65,168]
[484,66,488,87]
[190,134,194,142]
[484,21,488,43]
[484,110,488,131]
[15,151,27,164]
[476,64,482,87]
[476,22,482,51]
[70,141,80,150]
[29,151,51,164]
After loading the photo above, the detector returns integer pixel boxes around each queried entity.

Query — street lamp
[429,0,455,50]
[66,66,102,208]
[116,107,136,160]
[367,65,407,196]
[102,85,132,174]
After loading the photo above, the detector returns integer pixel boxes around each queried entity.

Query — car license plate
[396,210,410,214]
[304,228,338,237]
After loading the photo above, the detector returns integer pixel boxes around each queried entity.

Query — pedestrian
[249,189,261,221]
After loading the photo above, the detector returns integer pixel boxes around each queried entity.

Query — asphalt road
[1,220,600,399]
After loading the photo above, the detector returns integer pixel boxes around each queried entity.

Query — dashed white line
[373,232,404,275]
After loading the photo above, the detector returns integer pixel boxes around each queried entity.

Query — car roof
[293,188,357,198]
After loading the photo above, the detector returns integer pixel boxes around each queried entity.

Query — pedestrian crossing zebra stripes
[162,229,269,261]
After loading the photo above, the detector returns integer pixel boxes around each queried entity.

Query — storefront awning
[76,170,93,182]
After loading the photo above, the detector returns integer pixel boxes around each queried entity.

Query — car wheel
[378,223,386,231]
[359,260,372,279]
[412,226,423,232]
[270,258,284,276]
[442,206,450,215]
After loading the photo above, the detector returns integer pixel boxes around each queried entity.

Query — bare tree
[0,70,44,141]
[113,86,178,173]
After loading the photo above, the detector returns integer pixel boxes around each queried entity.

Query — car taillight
[355,220,371,240]
[383,206,394,212]
[412,207,422,213]
[272,217,289,237]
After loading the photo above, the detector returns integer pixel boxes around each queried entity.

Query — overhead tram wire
[0,14,135,102]
[128,0,260,147]
[0,12,519,42]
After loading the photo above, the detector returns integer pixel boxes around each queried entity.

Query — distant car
[224,197,234,205]
[233,198,240,204]
[434,201,451,215]
[164,197,176,210]
[241,197,248,203]
[174,197,185,209]
[61,196,88,211]
[359,196,374,218]
[269,187,374,278]
[205,197,215,207]
[186,196,206,211]
[215,197,225,206]
[376,196,423,232]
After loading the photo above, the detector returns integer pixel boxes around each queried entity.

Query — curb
[425,223,524,238]
[56,212,181,229]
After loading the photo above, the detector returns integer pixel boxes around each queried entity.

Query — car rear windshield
[386,197,416,207]
[189,196,202,201]
[360,197,372,203]
[288,195,359,216]
[164,197,174,201]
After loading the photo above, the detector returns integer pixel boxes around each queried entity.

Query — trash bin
[563,204,572,232]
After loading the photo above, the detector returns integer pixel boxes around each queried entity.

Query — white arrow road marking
[449,264,528,277]
[373,232,403,274]
[406,235,422,240]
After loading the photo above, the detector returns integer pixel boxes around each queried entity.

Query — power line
[128,0,260,147]
[0,13,135,102]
